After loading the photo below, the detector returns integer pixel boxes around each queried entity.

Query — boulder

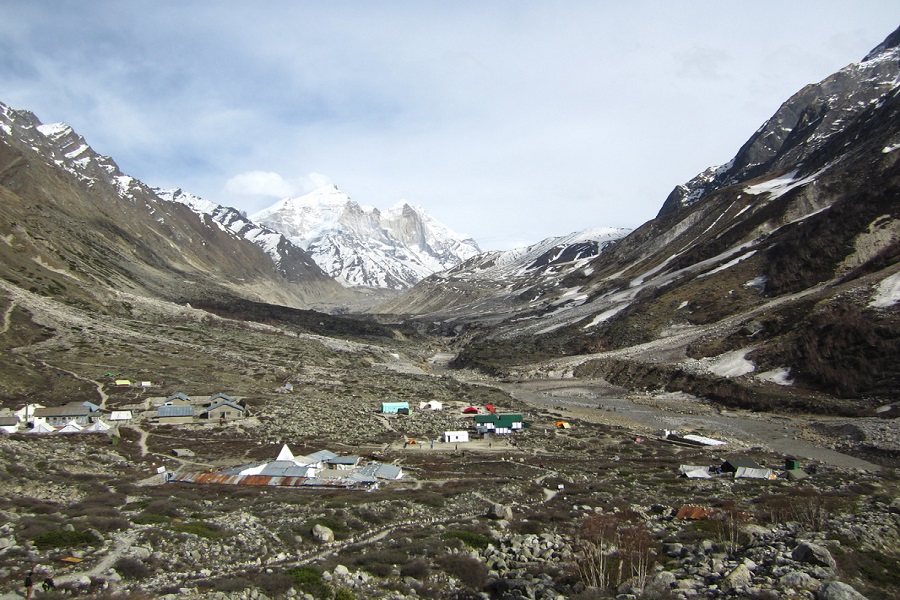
[722,563,752,591]
[312,524,334,543]
[791,541,836,568]
[818,581,869,600]
[332,565,350,578]
[778,571,820,591]
[487,503,513,520]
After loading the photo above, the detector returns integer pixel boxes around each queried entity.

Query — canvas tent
[734,466,774,480]
[782,469,810,481]
[29,421,55,433]
[721,457,763,472]
[57,421,84,433]
[678,465,712,479]
[86,419,112,432]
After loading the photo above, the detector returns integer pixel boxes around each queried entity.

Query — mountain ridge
[252,184,481,289]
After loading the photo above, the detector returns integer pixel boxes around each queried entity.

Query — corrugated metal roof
[157,405,194,418]
[201,400,245,414]
[304,450,338,462]
[475,413,523,425]
[168,471,372,488]
[34,405,91,417]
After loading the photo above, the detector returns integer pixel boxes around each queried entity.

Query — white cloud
[224,171,297,198]
[2,2,898,250]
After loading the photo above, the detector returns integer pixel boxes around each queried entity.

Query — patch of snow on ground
[869,271,900,308]
[698,250,756,278]
[744,275,767,291]
[755,368,794,386]
[630,252,680,287]
[702,348,755,377]
[582,304,628,329]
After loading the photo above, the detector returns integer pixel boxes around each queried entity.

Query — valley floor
[488,379,881,472]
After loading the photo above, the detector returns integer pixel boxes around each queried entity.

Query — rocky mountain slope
[387,27,900,410]
[252,185,481,290]
[378,227,630,319]
[0,101,343,311]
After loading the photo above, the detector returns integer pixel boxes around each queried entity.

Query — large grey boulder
[722,563,752,591]
[818,581,869,600]
[791,541,836,568]
[778,570,820,591]
[312,523,334,543]
[487,503,513,520]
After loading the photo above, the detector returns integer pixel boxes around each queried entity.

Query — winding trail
[0,299,15,336]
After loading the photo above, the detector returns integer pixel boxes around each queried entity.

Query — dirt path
[0,299,14,335]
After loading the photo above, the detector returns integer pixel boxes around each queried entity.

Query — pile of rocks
[481,532,572,574]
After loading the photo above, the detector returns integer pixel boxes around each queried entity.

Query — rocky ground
[0,293,897,600]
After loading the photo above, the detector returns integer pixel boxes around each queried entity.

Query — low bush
[113,556,152,580]
[287,566,329,599]
[443,530,494,550]
[32,528,100,550]
[172,521,226,539]
[440,555,488,590]
[400,559,431,581]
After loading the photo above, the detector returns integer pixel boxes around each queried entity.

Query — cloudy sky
[1,3,898,250]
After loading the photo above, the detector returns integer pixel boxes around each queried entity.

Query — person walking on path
[23,571,34,599]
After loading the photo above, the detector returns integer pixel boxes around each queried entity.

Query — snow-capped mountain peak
[252,185,481,289]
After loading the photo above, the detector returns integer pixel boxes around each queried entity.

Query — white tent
[57,421,84,433]
[276,443,294,461]
[682,434,727,446]
[678,465,712,479]
[29,421,55,433]
[86,419,112,432]
[734,466,774,480]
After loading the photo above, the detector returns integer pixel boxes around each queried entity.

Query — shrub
[400,559,431,581]
[256,571,294,597]
[287,566,328,598]
[32,528,100,550]
[86,516,131,533]
[443,530,494,550]
[172,521,226,539]
[334,589,356,600]
[113,557,152,580]
[132,513,169,525]
[440,555,488,590]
